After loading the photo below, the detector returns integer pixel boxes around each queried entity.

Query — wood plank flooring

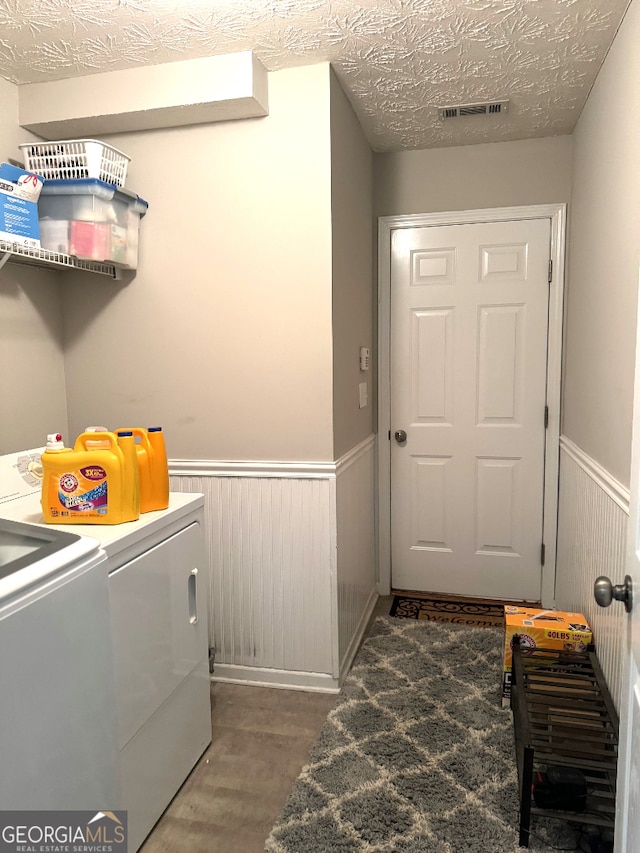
[140,596,392,852]
[139,683,336,853]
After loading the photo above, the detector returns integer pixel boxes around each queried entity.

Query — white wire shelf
[0,239,120,279]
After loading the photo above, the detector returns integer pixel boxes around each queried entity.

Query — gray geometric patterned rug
[264,617,587,852]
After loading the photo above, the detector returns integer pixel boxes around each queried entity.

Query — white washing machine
[0,448,212,852]
[0,516,120,811]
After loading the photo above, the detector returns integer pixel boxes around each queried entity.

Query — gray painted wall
[561,0,640,487]
[374,135,572,218]
[330,69,374,460]
[0,78,68,453]
[60,66,336,463]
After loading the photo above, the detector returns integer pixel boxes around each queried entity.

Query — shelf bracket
[0,252,11,271]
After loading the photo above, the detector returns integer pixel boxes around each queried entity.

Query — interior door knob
[594,575,633,613]
[394,430,407,444]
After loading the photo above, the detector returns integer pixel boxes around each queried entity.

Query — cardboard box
[0,162,42,248]
[0,162,43,202]
[502,606,592,707]
[0,191,40,248]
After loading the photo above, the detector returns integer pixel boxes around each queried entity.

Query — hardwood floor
[140,598,393,852]
[140,683,336,853]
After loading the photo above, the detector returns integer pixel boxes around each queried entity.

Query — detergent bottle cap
[46,433,65,450]
[85,425,109,433]
[147,426,163,432]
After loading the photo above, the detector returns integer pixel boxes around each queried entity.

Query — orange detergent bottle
[147,426,170,511]
[115,430,141,521]
[41,432,130,524]
[116,427,153,513]
[117,426,169,512]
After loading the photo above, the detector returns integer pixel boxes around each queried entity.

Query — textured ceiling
[0,0,631,152]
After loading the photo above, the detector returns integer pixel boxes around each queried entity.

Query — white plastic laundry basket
[19,139,130,187]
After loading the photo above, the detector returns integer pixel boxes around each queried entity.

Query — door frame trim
[377,203,567,606]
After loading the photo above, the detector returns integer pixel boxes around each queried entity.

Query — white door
[614,269,640,852]
[391,218,551,600]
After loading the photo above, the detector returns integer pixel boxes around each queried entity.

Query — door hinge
[541,543,546,566]
[548,259,553,283]
[388,430,391,441]
[544,405,549,429]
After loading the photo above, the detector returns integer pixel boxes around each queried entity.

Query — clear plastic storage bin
[38,179,148,269]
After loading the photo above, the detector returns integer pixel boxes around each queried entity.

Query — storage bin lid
[40,178,148,216]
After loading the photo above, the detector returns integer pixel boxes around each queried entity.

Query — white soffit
[1,0,632,151]
[19,52,269,139]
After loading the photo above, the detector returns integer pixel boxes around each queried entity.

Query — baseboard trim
[211,663,340,694]
[560,436,630,514]
[339,587,379,684]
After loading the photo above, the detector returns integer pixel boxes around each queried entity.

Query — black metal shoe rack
[510,641,619,847]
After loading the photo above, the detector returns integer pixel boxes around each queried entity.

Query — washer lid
[0,516,103,604]
[0,448,44,504]
[0,517,81,580]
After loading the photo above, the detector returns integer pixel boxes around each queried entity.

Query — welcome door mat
[390,594,505,627]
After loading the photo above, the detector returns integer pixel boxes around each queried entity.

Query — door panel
[109,522,206,748]
[391,218,551,600]
[477,305,524,423]
[412,455,449,550]
[616,660,640,851]
[615,268,640,851]
[413,309,453,422]
[476,457,519,555]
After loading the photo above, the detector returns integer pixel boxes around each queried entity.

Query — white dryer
[0,448,212,852]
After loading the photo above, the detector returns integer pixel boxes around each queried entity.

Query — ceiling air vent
[438,99,509,120]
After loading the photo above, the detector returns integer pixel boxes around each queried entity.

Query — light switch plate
[359,382,368,409]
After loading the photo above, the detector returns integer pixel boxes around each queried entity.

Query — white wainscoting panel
[556,437,630,712]
[335,436,378,680]
[170,436,377,693]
